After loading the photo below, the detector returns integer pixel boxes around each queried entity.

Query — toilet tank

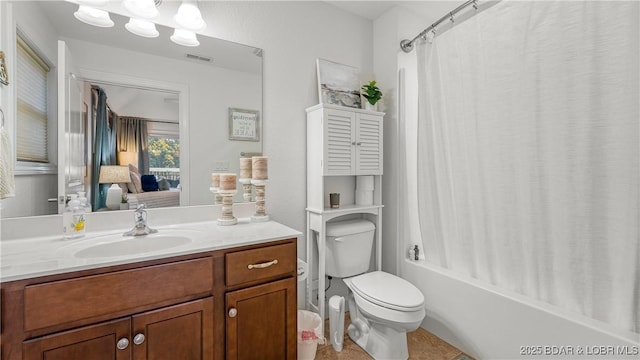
[324,219,375,278]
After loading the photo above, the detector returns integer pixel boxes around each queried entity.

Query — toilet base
[346,292,410,360]
[348,320,409,360]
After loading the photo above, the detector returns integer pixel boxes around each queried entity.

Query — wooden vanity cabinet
[224,243,297,360]
[1,238,297,360]
[22,298,213,360]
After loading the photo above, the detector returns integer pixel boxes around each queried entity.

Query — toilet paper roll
[356,190,373,206]
[297,258,308,282]
[356,176,374,191]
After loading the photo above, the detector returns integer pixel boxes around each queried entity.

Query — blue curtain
[91,87,117,210]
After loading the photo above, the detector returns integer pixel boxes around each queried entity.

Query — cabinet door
[324,109,356,175]
[131,298,214,360]
[23,318,131,360]
[226,277,296,360]
[355,113,383,175]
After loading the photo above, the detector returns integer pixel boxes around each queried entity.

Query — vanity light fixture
[74,5,115,27]
[123,0,159,19]
[174,0,206,31]
[71,0,201,47]
[170,28,200,47]
[125,18,159,38]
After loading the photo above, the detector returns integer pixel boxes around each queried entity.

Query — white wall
[198,2,374,254]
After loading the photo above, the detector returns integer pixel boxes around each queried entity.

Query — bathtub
[401,259,639,359]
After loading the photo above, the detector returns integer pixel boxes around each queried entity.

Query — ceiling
[327,1,462,22]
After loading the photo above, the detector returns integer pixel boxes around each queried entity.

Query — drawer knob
[229,308,238,318]
[247,259,278,270]
[133,333,146,345]
[117,338,129,350]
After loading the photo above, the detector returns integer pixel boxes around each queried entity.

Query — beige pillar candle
[251,156,268,180]
[219,173,237,190]
[240,157,252,179]
[211,173,220,188]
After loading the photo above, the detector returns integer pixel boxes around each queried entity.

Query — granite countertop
[1,218,301,282]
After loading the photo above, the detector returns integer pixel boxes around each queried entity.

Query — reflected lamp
[99,166,131,210]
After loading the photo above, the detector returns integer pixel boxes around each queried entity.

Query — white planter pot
[364,102,376,111]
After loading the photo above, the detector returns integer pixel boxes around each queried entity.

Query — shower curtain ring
[449,12,455,23]
[472,0,478,10]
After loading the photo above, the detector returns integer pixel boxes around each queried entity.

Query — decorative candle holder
[251,179,269,222]
[217,189,238,226]
[209,187,223,205]
[239,178,252,202]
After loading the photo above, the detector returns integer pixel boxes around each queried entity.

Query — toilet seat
[350,271,424,312]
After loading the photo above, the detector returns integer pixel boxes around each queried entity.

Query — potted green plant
[120,193,129,210]
[361,80,382,111]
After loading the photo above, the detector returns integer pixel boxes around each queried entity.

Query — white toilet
[325,219,426,360]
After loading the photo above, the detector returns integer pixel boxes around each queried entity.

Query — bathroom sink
[73,235,193,259]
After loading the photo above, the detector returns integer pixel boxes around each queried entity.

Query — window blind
[16,35,50,163]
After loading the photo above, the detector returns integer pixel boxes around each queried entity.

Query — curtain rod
[400,0,478,53]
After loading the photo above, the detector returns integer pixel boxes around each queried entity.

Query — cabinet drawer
[226,242,296,287]
[24,257,213,332]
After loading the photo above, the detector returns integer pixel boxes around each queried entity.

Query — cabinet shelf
[305,204,383,216]
[305,104,384,340]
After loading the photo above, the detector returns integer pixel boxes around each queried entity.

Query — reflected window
[16,35,50,163]
[148,121,179,187]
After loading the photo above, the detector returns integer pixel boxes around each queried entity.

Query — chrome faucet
[123,204,158,236]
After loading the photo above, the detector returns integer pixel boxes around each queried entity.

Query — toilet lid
[350,271,424,312]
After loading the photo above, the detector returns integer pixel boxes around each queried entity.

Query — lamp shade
[99,166,131,184]
[118,151,139,167]
[125,18,159,38]
[74,5,114,28]
[174,0,206,31]
[123,0,159,19]
[170,28,200,47]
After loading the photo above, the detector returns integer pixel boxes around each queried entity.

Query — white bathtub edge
[401,259,639,359]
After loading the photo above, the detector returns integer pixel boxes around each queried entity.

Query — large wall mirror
[1,1,263,218]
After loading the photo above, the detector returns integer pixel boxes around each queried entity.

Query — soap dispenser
[63,194,85,239]
[77,191,92,213]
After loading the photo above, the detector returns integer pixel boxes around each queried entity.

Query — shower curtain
[414,1,639,333]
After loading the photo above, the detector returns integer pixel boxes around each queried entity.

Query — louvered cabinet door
[323,109,356,175]
[355,113,383,175]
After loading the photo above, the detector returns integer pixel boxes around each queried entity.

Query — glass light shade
[125,18,159,38]
[74,5,114,28]
[174,1,206,31]
[98,166,131,184]
[170,28,200,47]
[123,0,159,19]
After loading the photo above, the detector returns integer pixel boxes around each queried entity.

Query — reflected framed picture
[0,51,9,86]
[228,108,260,142]
[316,58,361,108]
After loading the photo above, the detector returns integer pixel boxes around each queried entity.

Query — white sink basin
[74,235,192,258]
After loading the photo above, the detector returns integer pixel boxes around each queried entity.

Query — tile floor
[315,313,474,360]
